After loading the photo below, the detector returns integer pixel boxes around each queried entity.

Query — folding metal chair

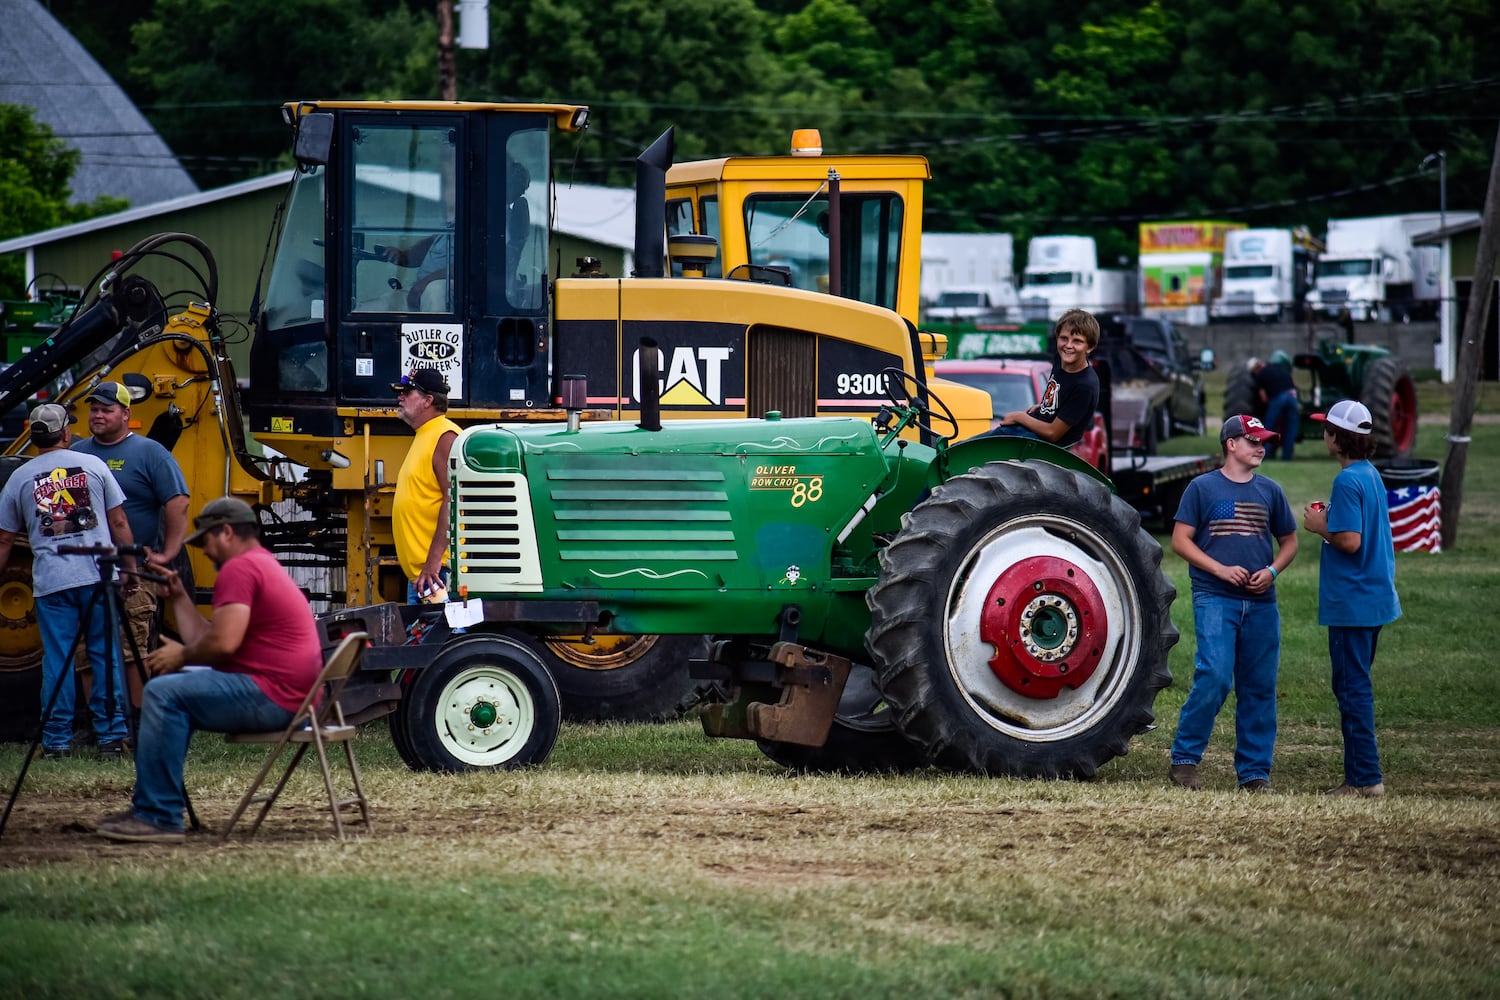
[220,632,373,842]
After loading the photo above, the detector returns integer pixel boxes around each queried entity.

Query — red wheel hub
[979,555,1108,699]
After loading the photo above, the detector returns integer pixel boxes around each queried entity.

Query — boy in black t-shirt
[988,309,1101,449]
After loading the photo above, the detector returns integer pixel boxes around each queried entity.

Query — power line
[936,167,1444,226]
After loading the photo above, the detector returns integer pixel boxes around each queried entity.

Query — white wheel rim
[434,666,536,766]
[942,514,1143,741]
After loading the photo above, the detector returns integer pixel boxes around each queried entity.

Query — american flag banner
[1207,500,1269,537]
[1387,485,1442,553]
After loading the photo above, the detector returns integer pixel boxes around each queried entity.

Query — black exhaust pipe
[634,128,674,278]
[637,337,662,431]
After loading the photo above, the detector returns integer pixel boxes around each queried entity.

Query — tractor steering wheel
[880,367,960,442]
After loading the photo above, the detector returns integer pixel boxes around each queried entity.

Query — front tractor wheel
[396,634,562,772]
[865,461,1177,779]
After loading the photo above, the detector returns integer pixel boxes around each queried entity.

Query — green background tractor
[1224,340,1417,457]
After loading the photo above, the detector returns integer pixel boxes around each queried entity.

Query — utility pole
[438,0,456,101]
[1439,123,1500,549]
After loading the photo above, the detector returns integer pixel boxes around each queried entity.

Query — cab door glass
[666,195,723,278]
[261,166,330,392]
[743,192,900,309]
[348,125,459,314]
[699,197,721,277]
[496,128,547,312]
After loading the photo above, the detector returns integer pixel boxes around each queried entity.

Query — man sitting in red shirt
[95,497,323,843]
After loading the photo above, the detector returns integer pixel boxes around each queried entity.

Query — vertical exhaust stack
[826,169,842,298]
[637,338,662,431]
[634,128,674,278]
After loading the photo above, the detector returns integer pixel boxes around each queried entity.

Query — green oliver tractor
[358,365,1178,778]
[1225,340,1417,457]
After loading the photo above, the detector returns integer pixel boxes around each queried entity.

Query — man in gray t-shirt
[0,404,137,757]
[72,381,190,706]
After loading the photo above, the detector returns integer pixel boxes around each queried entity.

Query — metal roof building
[0,0,198,208]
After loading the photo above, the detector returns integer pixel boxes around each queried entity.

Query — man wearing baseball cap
[391,367,460,603]
[95,496,322,843]
[1168,413,1298,793]
[71,381,191,712]
[1303,399,1401,798]
[0,403,137,759]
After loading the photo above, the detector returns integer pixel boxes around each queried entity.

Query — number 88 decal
[791,478,824,508]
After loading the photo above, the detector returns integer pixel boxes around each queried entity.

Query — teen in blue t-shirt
[1302,400,1401,799]
[1168,414,1298,793]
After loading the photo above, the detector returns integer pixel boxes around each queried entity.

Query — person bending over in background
[1252,351,1299,460]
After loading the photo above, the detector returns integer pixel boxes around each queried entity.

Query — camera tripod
[0,545,199,842]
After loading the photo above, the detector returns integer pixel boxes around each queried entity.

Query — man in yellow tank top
[391,368,462,601]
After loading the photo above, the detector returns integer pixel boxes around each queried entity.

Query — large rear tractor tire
[396,633,561,772]
[865,461,1177,779]
[1364,356,1417,458]
[0,548,43,743]
[539,633,715,722]
[1224,362,1259,421]
[757,664,927,774]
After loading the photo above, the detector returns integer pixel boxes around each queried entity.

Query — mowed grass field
[1,370,1497,999]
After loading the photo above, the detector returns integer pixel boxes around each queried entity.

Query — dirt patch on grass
[5,774,1499,901]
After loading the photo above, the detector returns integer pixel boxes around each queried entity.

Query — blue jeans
[983,424,1044,441]
[1171,593,1280,783]
[1263,390,1299,461]
[132,669,293,833]
[36,585,128,750]
[1329,625,1383,787]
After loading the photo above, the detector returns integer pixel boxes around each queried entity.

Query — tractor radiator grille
[453,472,544,594]
[747,326,816,418]
[545,466,737,573]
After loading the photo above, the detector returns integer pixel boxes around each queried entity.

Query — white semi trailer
[1307,212,1476,322]
[1018,235,1135,321]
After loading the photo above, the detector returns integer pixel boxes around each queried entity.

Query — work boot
[1239,778,1273,794]
[95,812,185,844]
[1169,762,1200,791]
[96,741,128,761]
[1325,782,1385,798]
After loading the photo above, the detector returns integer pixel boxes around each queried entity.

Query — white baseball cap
[1312,399,1373,435]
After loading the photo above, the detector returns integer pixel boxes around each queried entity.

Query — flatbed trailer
[1108,450,1221,526]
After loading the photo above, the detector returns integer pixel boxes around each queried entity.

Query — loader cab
[665,134,928,326]
[247,100,587,467]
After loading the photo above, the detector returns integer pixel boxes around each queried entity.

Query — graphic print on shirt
[1207,499,1268,537]
[32,466,98,536]
[1038,375,1059,417]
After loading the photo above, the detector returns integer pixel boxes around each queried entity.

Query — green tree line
[28,0,1500,266]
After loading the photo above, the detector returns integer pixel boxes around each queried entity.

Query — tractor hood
[458,414,890,473]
